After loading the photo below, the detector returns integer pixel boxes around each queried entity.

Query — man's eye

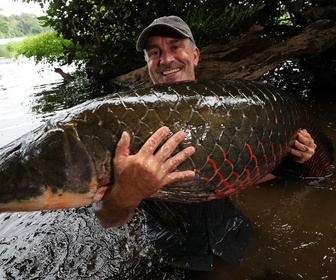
[171,45,183,52]
[149,51,159,58]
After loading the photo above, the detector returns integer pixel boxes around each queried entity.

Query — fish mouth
[162,68,181,76]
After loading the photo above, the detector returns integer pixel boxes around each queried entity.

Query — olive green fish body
[0,80,333,209]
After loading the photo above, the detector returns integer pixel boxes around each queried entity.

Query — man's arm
[93,126,195,228]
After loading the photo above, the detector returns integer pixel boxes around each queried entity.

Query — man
[94,16,316,270]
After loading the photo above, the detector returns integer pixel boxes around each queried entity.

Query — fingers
[163,146,195,172]
[139,126,171,156]
[115,131,131,159]
[114,127,195,191]
[296,129,316,151]
[160,146,196,185]
[155,130,196,185]
[138,126,194,168]
[289,143,307,163]
[155,130,188,161]
[289,129,316,163]
[296,129,312,145]
[143,128,195,179]
[293,139,309,153]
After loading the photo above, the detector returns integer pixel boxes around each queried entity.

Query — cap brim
[136,23,191,51]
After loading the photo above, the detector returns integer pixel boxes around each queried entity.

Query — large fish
[0,80,333,211]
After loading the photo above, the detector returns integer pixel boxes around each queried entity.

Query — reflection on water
[0,57,73,147]
[0,208,187,279]
[0,57,120,147]
[228,176,336,279]
[0,57,335,279]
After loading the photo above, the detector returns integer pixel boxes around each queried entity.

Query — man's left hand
[289,129,316,163]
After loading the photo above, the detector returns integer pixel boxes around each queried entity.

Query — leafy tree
[0,16,10,37]
[20,0,336,91]
[0,13,46,38]
[21,0,276,82]
[16,30,86,64]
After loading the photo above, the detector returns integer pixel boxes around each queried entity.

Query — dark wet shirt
[141,198,250,271]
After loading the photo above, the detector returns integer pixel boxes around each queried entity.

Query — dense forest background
[7,0,336,97]
[0,13,45,38]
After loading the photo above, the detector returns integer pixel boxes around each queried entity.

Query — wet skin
[144,35,200,84]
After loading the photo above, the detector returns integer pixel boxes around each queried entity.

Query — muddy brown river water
[0,56,335,279]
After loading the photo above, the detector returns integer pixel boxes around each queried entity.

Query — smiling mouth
[162,68,181,76]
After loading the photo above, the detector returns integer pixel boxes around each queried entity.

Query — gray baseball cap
[136,15,195,51]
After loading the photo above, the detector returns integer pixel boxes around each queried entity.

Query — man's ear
[193,47,200,67]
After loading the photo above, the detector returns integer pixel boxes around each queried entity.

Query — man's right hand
[93,126,195,228]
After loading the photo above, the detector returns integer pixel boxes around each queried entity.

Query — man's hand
[93,126,195,228]
[289,129,316,163]
[258,129,317,184]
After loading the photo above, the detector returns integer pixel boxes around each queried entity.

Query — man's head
[136,16,200,84]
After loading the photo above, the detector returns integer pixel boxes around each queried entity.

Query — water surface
[0,56,335,280]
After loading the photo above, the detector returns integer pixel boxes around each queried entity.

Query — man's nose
[159,51,174,65]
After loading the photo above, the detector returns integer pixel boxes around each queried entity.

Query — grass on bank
[0,40,23,58]
[0,31,84,65]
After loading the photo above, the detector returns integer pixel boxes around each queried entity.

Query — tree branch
[114,19,336,85]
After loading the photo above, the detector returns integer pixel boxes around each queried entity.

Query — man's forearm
[92,187,140,228]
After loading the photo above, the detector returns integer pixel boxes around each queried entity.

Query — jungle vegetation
[0,13,45,38]
[16,0,336,95]
[0,12,49,57]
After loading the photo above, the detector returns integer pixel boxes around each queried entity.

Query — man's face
[144,33,200,84]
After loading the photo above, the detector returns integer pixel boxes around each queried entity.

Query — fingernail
[177,131,187,140]
[185,170,195,177]
[186,146,195,155]
[122,131,129,141]
[179,130,186,137]
[162,126,170,134]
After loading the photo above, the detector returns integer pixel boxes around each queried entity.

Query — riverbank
[0,37,24,58]
[0,37,24,45]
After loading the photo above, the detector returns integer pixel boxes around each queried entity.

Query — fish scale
[0,79,333,209]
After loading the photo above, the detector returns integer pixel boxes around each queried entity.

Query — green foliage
[185,0,269,47]
[21,0,280,82]
[0,13,46,39]
[0,40,23,57]
[15,31,86,64]
[18,0,336,93]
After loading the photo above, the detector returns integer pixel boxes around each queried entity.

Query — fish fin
[271,120,334,180]
[150,179,216,203]
[304,120,334,178]
[271,158,310,180]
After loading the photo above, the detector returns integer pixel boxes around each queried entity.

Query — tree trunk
[114,19,336,86]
